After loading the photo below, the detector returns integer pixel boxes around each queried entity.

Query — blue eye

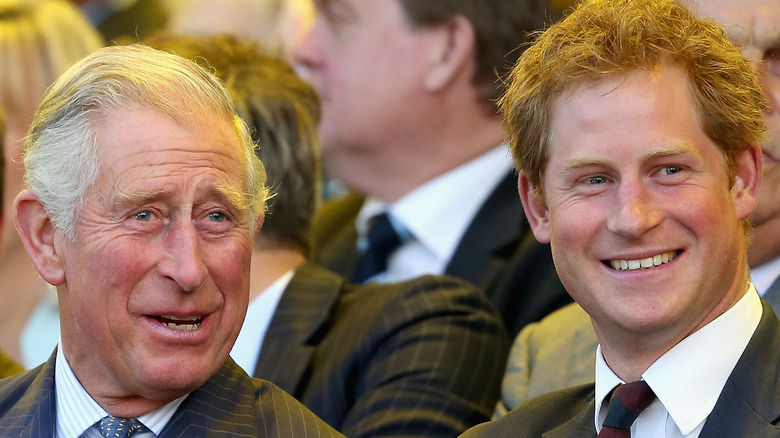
[134,211,153,221]
[208,212,226,222]
[660,165,683,175]
[587,175,608,185]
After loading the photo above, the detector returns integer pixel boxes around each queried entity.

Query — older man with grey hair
[0,43,341,437]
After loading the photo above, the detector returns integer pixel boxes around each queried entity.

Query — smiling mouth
[606,251,679,271]
[155,315,203,331]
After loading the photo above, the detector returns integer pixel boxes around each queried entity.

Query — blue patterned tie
[97,416,146,438]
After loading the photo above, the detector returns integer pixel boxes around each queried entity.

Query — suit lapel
[160,359,265,437]
[254,263,344,396]
[0,352,57,438]
[542,399,596,438]
[445,172,525,289]
[700,300,780,436]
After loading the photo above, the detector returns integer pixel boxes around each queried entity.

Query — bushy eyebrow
[561,142,702,172]
[111,184,250,214]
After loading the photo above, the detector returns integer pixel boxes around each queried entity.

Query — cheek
[204,238,253,294]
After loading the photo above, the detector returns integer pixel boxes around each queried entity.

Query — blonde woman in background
[0,0,103,368]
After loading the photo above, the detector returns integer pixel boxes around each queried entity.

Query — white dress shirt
[230,270,292,374]
[594,284,762,437]
[54,342,186,438]
[356,144,514,283]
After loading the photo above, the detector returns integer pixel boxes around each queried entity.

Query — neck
[595,267,751,382]
[327,109,506,202]
[250,245,306,301]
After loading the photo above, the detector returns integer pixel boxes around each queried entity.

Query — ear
[731,143,762,221]
[518,173,551,243]
[253,213,266,240]
[424,15,476,92]
[14,189,66,286]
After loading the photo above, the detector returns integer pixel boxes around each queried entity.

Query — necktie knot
[598,380,656,438]
[353,212,405,283]
[97,416,146,438]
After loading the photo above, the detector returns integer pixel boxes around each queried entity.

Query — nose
[291,17,324,75]
[606,181,663,239]
[160,219,209,292]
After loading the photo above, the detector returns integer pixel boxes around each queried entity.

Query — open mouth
[154,315,203,331]
[606,251,679,271]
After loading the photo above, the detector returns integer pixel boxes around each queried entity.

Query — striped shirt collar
[54,341,187,437]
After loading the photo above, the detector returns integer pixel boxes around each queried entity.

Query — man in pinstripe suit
[0,44,341,437]
[142,33,511,437]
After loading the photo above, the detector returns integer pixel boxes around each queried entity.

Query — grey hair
[23,43,268,240]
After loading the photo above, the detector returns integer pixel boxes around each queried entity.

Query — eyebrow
[561,142,703,172]
[111,184,251,213]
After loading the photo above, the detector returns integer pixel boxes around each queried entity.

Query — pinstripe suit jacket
[462,300,780,438]
[253,262,510,437]
[0,352,343,437]
[312,172,571,338]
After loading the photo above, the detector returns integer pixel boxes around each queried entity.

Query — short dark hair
[400,0,575,111]
[145,33,321,256]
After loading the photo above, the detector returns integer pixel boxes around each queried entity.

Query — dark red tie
[598,380,656,438]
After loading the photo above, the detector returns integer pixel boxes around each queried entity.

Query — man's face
[685,0,780,231]
[521,65,759,343]
[293,0,442,169]
[57,106,256,401]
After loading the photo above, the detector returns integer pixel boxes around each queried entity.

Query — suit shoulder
[462,384,595,438]
[176,361,345,437]
[343,274,503,329]
[0,366,50,421]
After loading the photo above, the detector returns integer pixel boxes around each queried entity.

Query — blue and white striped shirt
[54,341,186,438]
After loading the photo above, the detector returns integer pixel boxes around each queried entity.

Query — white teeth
[158,315,203,330]
[161,315,200,321]
[163,322,200,330]
[609,251,677,271]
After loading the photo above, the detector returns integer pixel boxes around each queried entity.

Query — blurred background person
[165,0,314,57]
[70,0,171,44]
[297,0,577,338]
[0,107,24,379]
[145,32,509,437]
[0,0,103,368]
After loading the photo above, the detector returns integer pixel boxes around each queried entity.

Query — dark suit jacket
[0,351,343,438]
[253,262,510,437]
[312,172,571,337]
[461,300,780,438]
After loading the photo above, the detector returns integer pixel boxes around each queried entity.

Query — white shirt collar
[594,284,762,435]
[230,269,292,374]
[357,144,513,266]
[55,341,187,438]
